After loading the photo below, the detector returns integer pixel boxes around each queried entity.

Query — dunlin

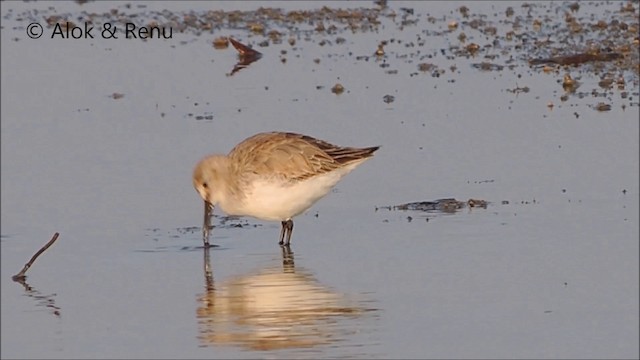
[193,132,379,247]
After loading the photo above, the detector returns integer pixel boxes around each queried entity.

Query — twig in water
[12,232,59,281]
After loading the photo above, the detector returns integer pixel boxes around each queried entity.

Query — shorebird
[192,132,379,247]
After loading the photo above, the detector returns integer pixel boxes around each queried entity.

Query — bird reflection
[196,245,372,351]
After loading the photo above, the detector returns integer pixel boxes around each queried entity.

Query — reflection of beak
[203,201,214,247]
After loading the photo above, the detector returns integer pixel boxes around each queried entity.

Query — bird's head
[192,155,230,206]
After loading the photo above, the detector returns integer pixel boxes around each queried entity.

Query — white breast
[229,166,357,221]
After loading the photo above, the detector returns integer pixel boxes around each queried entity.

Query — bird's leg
[285,220,294,245]
[279,221,287,246]
[284,219,293,246]
[279,219,294,246]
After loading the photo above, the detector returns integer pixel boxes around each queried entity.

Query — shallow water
[1,1,638,359]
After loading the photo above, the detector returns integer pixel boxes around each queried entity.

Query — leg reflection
[281,244,295,273]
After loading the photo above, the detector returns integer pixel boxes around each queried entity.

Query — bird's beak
[203,200,214,247]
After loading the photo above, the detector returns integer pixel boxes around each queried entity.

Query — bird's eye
[202,182,208,189]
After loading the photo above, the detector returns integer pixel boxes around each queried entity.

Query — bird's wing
[228,132,344,182]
